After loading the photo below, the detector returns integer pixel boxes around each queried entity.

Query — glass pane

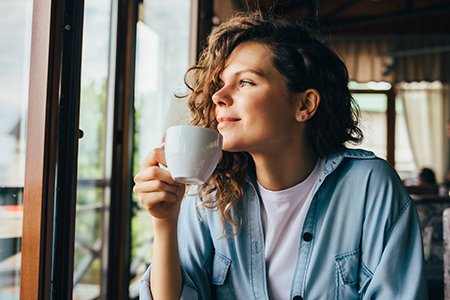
[350,93,388,159]
[73,0,112,298]
[0,1,33,298]
[73,187,104,299]
[349,81,392,91]
[130,0,192,297]
[395,99,416,179]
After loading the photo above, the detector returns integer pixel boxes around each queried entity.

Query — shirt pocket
[211,252,235,300]
[334,248,364,300]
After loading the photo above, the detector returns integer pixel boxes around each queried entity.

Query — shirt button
[303,232,313,242]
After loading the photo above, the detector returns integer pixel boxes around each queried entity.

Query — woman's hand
[135,147,184,299]
[133,147,186,222]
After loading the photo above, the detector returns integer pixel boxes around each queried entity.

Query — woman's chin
[222,145,248,153]
[221,142,241,152]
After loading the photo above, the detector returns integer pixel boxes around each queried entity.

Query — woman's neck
[251,143,318,191]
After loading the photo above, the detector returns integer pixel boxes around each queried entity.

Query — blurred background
[1,0,450,299]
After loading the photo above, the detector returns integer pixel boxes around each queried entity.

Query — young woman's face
[212,41,302,154]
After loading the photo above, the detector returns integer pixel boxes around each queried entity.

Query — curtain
[394,38,450,83]
[397,82,448,182]
[330,37,392,82]
[328,36,450,83]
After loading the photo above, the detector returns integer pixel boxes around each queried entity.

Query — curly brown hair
[183,11,363,231]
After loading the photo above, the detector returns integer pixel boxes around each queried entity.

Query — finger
[139,191,179,208]
[133,180,181,196]
[140,147,167,169]
[134,165,177,185]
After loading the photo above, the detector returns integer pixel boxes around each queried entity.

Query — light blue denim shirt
[140,149,428,299]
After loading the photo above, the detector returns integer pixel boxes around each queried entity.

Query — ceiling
[222,0,450,35]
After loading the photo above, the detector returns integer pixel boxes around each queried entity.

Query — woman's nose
[212,87,232,107]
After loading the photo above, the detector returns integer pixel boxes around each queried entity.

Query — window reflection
[74,0,112,298]
[130,0,192,297]
[0,0,33,299]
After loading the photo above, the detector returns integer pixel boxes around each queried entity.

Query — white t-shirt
[258,158,325,300]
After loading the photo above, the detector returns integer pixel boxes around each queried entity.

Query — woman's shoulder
[328,148,408,197]
[327,148,395,175]
[326,149,413,226]
[335,148,377,159]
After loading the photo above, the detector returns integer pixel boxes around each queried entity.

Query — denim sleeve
[361,200,428,300]
[139,193,214,299]
[139,264,199,300]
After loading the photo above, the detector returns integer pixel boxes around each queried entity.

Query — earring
[299,114,305,120]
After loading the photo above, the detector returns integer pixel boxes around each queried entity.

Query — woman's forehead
[220,42,274,78]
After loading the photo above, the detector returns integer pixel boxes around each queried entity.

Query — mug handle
[158,143,168,170]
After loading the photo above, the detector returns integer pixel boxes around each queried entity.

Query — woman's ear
[295,89,321,122]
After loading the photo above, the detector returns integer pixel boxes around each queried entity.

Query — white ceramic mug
[163,125,223,184]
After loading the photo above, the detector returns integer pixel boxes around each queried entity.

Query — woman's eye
[239,80,254,87]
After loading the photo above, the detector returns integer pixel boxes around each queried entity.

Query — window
[396,81,448,181]
[349,81,416,179]
[352,92,388,159]
[130,0,193,297]
[11,0,198,297]
[0,1,33,298]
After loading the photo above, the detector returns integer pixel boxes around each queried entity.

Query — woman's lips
[217,117,240,129]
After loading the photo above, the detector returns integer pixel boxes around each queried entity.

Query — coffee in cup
[163,125,222,184]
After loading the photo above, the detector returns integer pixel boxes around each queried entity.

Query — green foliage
[78,80,107,178]
[74,80,107,285]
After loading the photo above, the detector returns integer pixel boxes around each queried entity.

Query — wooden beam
[327,3,450,29]
[323,0,363,19]
[20,0,62,299]
[272,0,315,16]
[405,0,414,12]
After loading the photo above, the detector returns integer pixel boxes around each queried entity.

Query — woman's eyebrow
[234,68,266,77]
[221,68,267,80]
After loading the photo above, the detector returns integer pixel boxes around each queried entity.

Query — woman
[134,12,427,300]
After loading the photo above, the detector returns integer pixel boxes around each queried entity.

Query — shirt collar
[245,148,376,184]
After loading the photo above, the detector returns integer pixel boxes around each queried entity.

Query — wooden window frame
[20,0,63,298]
[20,0,139,298]
[21,0,85,298]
